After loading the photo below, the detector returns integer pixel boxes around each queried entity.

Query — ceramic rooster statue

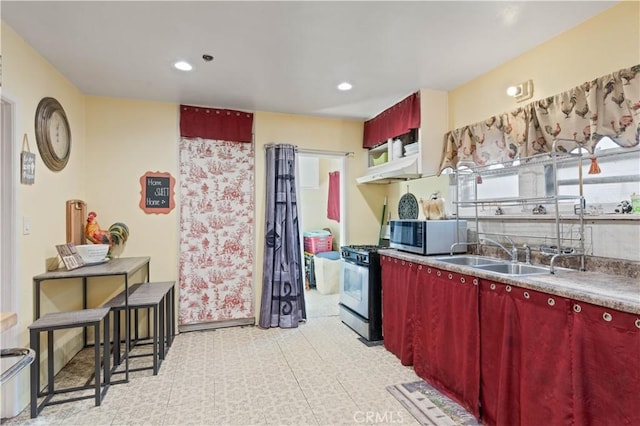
[85,212,130,254]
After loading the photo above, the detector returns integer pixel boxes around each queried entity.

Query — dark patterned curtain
[259,144,306,328]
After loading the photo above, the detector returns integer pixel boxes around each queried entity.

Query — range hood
[356,155,421,184]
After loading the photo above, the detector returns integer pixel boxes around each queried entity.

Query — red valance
[180,104,253,142]
[363,92,421,148]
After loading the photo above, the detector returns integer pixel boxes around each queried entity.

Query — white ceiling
[2,1,617,120]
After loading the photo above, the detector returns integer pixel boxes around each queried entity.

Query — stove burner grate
[342,245,383,253]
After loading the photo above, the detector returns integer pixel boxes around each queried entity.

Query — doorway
[1,96,22,418]
[297,153,347,319]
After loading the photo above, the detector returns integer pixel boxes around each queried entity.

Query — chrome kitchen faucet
[480,237,518,262]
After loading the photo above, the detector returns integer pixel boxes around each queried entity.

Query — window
[454,137,639,216]
[553,137,640,210]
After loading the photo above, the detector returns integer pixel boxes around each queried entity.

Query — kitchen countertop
[379,249,640,315]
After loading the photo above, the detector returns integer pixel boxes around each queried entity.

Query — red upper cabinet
[357,88,448,183]
[363,92,421,149]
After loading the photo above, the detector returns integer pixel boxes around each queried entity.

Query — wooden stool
[104,281,175,376]
[28,308,110,418]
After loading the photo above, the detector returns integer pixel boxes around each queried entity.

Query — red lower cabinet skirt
[479,281,573,426]
[382,259,639,426]
[414,266,480,418]
[412,265,432,379]
[381,256,416,365]
[478,280,517,426]
[571,301,640,426]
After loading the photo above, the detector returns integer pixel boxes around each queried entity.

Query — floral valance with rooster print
[439,65,640,173]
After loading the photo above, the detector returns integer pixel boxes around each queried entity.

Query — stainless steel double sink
[433,255,571,276]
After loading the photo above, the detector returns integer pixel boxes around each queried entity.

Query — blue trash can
[315,251,340,261]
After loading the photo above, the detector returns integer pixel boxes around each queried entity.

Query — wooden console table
[32,256,150,382]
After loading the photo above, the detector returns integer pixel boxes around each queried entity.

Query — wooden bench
[28,308,110,418]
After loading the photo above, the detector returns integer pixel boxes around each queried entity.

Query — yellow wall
[2,22,88,312]
[449,1,640,128]
[2,23,89,410]
[84,96,179,283]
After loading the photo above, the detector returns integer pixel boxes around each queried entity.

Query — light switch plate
[23,216,31,235]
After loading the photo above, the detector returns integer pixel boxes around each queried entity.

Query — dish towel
[327,171,340,222]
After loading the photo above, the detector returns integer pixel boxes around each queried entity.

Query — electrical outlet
[23,216,31,235]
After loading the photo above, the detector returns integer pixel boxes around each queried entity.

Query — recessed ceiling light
[174,61,193,71]
[337,82,353,91]
[498,4,521,26]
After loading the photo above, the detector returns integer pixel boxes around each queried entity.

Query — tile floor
[3,290,422,425]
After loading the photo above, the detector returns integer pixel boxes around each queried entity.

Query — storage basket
[372,152,388,166]
[304,235,333,254]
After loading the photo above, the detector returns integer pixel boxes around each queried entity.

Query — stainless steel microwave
[389,219,467,255]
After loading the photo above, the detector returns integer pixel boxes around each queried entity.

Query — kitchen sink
[433,255,574,276]
[433,255,507,266]
[473,263,570,276]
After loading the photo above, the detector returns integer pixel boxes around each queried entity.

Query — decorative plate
[398,193,419,219]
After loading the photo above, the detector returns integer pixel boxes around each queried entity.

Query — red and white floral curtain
[178,105,255,327]
[440,65,640,172]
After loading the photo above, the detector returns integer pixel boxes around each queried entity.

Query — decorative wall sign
[139,171,176,214]
[55,243,86,270]
[21,134,36,185]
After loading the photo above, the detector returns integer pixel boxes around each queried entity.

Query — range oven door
[339,259,369,319]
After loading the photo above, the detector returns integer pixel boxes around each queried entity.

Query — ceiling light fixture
[337,82,353,91]
[174,61,193,71]
[506,80,533,102]
[506,86,520,97]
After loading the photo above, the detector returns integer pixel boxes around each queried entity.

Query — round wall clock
[35,97,71,171]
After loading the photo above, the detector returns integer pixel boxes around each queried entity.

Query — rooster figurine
[85,211,130,255]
